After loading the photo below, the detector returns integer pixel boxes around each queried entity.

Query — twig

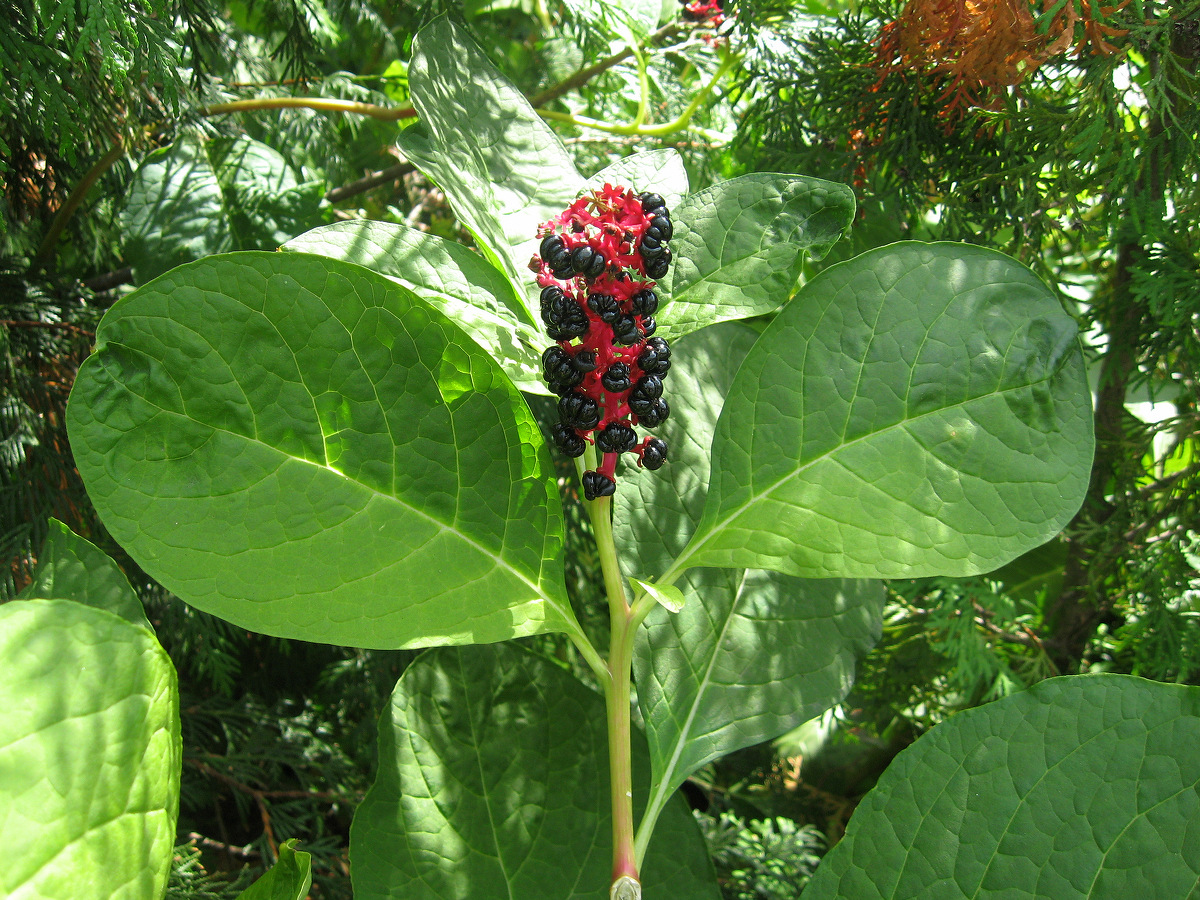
[184,832,262,860]
[528,22,682,108]
[1,320,94,338]
[202,97,416,121]
[325,161,416,203]
[30,138,126,273]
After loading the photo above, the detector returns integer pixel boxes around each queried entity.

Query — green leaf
[122,135,324,284]
[236,840,312,900]
[0,599,180,900]
[584,150,689,210]
[659,173,855,339]
[631,577,685,613]
[67,251,578,650]
[403,15,583,308]
[634,569,883,858]
[614,321,761,579]
[18,517,150,629]
[351,643,720,900]
[121,135,230,283]
[804,675,1200,899]
[212,136,325,251]
[284,221,547,392]
[676,242,1095,580]
[612,326,883,851]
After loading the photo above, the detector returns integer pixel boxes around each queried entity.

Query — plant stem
[535,53,738,138]
[585,493,640,892]
[202,97,416,120]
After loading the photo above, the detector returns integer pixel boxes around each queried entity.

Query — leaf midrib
[97,349,565,613]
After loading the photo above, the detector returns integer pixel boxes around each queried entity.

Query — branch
[325,161,416,203]
[1,320,95,338]
[202,97,416,121]
[30,138,126,274]
[529,22,682,108]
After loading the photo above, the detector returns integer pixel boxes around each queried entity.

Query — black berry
[597,422,638,454]
[558,392,601,430]
[638,337,672,376]
[645,250,670,279]
[587,292,622,324]
[630,289,658,316]
[571,245,606,278]
[582,470,617,501]
[601,362,632,393]
[649,215,672,240]
[552,423,586,457]
[639,316,657,338]
[641,437,668,470]
[639,192,668,215]
[612,315,641,346]
[638,397,670,428]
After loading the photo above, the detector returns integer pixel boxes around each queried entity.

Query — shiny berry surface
[530,184,675,496]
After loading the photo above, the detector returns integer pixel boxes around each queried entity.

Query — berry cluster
[530,184,674,501]
[679,0,725,29]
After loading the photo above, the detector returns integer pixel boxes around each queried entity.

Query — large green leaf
[351,643,720,900]
[403,15,583,308]
[675,242,1095,580]
[17,517,150,629]
[0,599,180,900]
[804,675,1200,899]
[122,134,323,284]
[67,251,578,650]
[236,840,312,900]
[284,221,546,392]
[658,174,855,340]
[633,569,883,859]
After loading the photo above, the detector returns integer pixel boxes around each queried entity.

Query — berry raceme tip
[532,184,674,501]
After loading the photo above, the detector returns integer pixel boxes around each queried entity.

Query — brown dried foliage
[873,0,1129,120]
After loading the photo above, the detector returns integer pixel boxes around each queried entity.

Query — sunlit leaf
[68,251,577,650]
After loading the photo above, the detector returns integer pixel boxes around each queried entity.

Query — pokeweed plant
[50,13,1200,900]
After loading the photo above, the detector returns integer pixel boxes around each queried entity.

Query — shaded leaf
[236,840,312,900]
[18,517,150,629]
[67,251,577,650]
[122,135,324,284]
[284,221,546,393]
[613,321,760,579]
[634,570,883,858]
[678,242,1094,580]
[659,174,855,340]
[0,600,180,900]
[351,643,720,900]
[804,675,1200,899]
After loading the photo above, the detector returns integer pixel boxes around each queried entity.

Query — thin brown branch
[30,138,126,274]
[1,320,95,338]
[184,832,262,860]
[529,22,682,108]
[325,161,416,203]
